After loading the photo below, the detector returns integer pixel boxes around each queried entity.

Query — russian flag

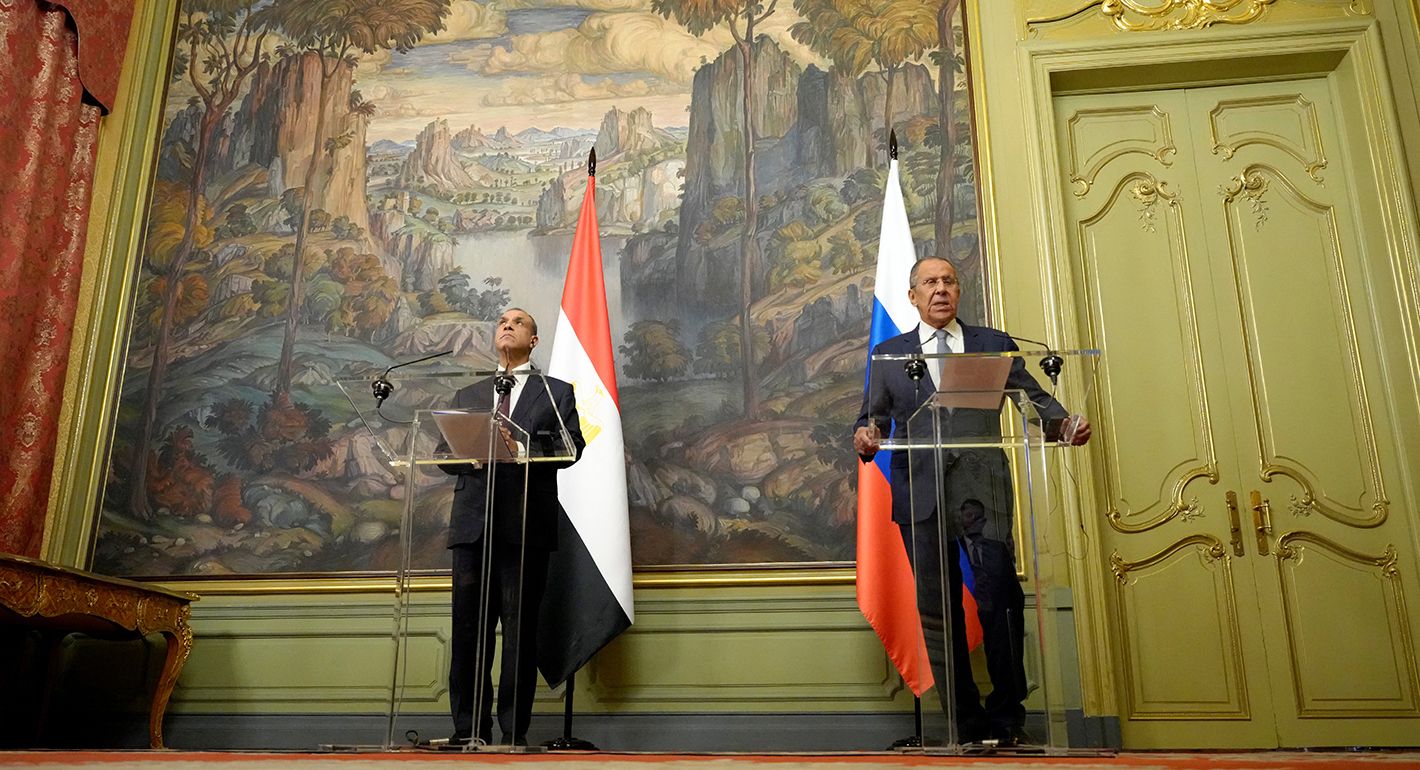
[539,155,634,687]
[857,155,982,698]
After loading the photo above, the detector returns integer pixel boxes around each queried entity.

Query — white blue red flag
[857,157,982,697]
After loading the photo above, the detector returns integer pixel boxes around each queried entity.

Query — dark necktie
[496,383,511,417]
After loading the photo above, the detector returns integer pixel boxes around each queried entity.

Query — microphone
[904,356,927,382]
[372,349,454,406]
[1006,334,1063,387]
[494,373,515,396]
[904,355,928,430]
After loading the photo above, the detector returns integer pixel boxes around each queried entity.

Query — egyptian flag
[539,152,634,687]
[857,153,982,697]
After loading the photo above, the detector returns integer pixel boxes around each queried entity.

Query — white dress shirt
[918,319,963,388]
[495,362,534,416]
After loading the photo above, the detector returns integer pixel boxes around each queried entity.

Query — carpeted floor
[2,751,1419,770]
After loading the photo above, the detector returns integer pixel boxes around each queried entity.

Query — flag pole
[878,132,923,752]
[543,672,598,751]
[887,696,924,750]
[541,147,606,753]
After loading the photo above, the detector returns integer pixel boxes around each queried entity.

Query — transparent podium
[864,349,1099,754]
[336,367,577,752]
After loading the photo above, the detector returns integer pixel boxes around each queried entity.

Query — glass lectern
[337,368,576,751]
[863,349,1099,754]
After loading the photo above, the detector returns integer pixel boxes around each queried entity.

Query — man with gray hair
[855,257,1090,746]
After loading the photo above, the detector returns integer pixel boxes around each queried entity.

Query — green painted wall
[172,584,914,717]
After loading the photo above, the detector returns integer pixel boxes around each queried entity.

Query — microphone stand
[1004,334,1063,387]
[371,349,454,421]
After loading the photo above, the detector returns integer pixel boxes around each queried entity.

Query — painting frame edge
[113,564,854,597]
[45,0,182,569]
[964,0,1003,329]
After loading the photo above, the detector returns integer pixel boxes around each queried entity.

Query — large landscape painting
[92,0,982,576]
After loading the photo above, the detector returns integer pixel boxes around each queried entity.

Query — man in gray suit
[854,257,1091,745]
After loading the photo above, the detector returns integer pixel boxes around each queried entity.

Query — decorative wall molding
[1025,0,1282,32]
[1101,0,1278,31]
[1065,106,1177,197]
[1210,95,1329,184]
[1221,170,1272,230]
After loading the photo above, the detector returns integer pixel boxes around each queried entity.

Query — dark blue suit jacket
[855,323,1068,532]
[445,373,585,550]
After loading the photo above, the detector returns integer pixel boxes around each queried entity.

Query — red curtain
[0,1,134,557]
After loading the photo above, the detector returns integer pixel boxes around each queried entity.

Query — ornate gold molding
[1274,531,1396,572]
[142,567,857,596]
[1107,465,1217,533]
[1288,490,1316,517]
[1294,0,1373,15]
[1130,178,1177,232]
[1210,95,1329,184]
[1263,464,1390,528]
[1101,0,1277,31]
[1066,106,1177,197]
[1027,0,1277,29]
[1110,534,1228,584]
[1221,170,1270,230]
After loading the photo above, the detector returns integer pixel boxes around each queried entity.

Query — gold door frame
[1009,12,1420,722]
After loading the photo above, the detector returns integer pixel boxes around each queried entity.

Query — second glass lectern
[337,367,577,752]
[862,348,1099,754]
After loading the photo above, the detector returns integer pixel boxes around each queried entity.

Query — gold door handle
[1250,490,1272,556]
[1226,491,1245,557]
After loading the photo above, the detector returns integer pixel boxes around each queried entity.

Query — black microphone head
[904,357,927,382]
[1040,354,1063,385]
[372,377,394,406]
[494,374,515,395]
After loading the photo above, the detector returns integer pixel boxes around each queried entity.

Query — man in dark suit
[444,307,584,746]
[854,257,1091,745]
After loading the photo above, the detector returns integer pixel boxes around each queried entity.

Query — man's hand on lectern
[853,424,883,456]
[1063,415,1092,446]
[498,422,520,456]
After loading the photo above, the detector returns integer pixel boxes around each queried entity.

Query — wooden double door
[1055,78,1420,747]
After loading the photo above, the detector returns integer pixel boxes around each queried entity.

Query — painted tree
[620,320,692,382]
[129,0,271,517]
[268,0,451,402]
[652,0,778,416]
[792,0,965,269]
[790,0,935,163]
